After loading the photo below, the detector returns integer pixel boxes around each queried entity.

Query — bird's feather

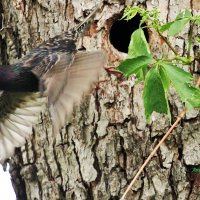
[0,92,44,162]
[45,50,106,133]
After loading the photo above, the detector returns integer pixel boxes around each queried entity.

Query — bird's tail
[73,3,103,38]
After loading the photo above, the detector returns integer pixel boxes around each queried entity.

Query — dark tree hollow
[109,14,149,53]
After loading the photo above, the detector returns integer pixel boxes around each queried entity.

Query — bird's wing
[14,36,105,133]
[43,50,106,133]
[30,51,75,78]
[0,91,44,163]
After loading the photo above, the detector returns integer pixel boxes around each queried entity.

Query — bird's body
[0,32,76,93]
[0,66,39,92]
[0,4,105,163]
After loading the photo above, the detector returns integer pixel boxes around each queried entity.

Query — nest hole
[109,14,149,53]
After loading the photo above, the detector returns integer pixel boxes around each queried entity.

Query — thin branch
[120,77,200,200]
[120,111,185,200]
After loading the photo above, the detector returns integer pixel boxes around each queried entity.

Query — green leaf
[160,10,192,34]
[184,86,200,109]
[122,6,138,20]
[160,63,192,84]
[159,21,174,32]
[195,37,200,43]
[184,9,192,18]
[168,18,190,36]
[143,67,169,123]
[128,28,151,58]
[136,66,148,81]
[175,10,191,20]
[159,66,170,92]
[160,63,200,108]
[195,17,200,25]
[176,11,185,20]
[117,56,154,77]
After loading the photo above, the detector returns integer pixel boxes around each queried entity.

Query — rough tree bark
[0,0,199,199]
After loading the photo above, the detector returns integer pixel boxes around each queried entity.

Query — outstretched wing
[44,50,106,133]
[15,47,105,135]
[0,91,44,163]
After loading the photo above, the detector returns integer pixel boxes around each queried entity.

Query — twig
[120,111,185,199]
[120,77,200,200]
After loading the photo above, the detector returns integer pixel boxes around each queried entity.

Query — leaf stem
[120,76,200,200]
[187,21,195,58]
[162,61,189,65]
[158,31,178,55]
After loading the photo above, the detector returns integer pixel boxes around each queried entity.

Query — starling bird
[0,4,105,163]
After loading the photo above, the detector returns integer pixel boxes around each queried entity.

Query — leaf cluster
[118,7,200,123]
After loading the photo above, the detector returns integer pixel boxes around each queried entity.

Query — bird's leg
[93,66,124,95]
[104,66,123,78]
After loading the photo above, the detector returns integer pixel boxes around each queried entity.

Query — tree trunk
[1,0,199,199]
